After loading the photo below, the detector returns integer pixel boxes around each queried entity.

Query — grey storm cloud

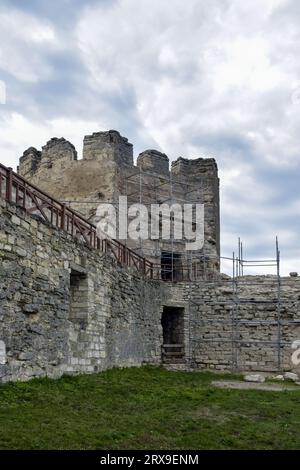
[0,0,300,274]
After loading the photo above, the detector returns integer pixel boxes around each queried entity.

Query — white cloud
[0,112,103,168]
[76,0,299,163]
[0,8,59,82]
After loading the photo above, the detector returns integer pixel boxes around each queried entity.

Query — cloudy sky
[0,0,300,275]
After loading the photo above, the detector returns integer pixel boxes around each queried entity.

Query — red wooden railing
[0,163,154,278]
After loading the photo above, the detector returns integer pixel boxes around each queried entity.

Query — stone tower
[18,129,220,275]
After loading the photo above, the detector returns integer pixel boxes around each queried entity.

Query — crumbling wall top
[18,147,42,177]
[84,130,132,146]
[41,137,78,162]
[137,149,169,176]
[83,130,133,166]
[171,157,218,178]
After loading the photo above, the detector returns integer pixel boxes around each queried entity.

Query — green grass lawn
[0,366,299,450]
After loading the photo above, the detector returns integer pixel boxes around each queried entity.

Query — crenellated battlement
[18,131,217,180]
[19,138,77,177]
[83,129,133,166]
[41,137,78,165]
[137,149,169,176]
[18,147,42,177]
[171,156,218,179]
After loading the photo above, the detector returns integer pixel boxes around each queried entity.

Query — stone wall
[1,189,300,383]
[164,277,300,373]
[0,199,163,383]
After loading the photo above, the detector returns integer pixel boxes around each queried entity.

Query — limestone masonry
[0,130,299,382]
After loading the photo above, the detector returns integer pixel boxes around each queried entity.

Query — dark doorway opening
[161,306,184,363]
[161,252,182,281]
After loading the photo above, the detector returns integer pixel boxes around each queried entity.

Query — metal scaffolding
[63,167,212,281]
[187,237,300,372]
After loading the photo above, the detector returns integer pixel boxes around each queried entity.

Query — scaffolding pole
[187,237,296,372]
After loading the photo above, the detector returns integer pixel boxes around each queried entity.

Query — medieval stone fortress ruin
[0,129,299,382]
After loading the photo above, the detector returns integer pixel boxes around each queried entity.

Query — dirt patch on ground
[211,380,298,391]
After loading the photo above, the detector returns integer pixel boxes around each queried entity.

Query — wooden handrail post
[61,204,66,230]
[6,167,13,203]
